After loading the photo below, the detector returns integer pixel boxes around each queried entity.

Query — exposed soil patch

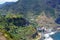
[0,32,7,40]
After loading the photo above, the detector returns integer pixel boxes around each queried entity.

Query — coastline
[44,32,56,40]
[40,31,60,40]
[40,31,57,40]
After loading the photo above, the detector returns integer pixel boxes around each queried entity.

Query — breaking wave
[44,32,56,40]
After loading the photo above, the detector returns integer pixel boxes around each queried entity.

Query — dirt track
[0,32,7,40]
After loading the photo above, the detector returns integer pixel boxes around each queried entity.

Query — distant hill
[0,0,60,18]
[0,2,15,8]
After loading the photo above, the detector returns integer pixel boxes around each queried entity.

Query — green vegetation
[0,0,59,40]
[0,13,36,40]
[0,0,58,19]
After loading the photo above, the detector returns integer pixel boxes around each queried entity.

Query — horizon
[0,0,18,4]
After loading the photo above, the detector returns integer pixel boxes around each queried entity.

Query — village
[32,12,60,40]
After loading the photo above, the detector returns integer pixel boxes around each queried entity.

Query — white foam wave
[44,37,53,40]
[49,32,56,35]
[44,32,56,40]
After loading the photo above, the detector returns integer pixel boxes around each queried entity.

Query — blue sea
[51,32,60,40]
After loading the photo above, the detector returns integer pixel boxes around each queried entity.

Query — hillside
[0,0,60,18]
[0,0,60,40]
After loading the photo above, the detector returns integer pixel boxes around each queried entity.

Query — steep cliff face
[0,0,60,18]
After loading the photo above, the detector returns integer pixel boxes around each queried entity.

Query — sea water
[44,32,55,40]
[44,32,60,40]
[51,32,60,40]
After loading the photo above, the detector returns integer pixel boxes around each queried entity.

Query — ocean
[51,32,60,40]
[44,32,60,40]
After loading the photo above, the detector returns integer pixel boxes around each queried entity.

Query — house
[57,26,60,30]
[36,27,46,33]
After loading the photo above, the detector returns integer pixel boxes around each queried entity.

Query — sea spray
[44,32,56,40]
[51,32,60,40]
[49,32,56,35]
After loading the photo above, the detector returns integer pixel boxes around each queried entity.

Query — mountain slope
[0,0,60,18]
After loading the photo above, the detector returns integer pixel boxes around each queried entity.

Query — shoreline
[40,31,57,40]
[40,31,60,40]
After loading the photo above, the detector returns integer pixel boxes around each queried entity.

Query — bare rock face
[0,32,7,40]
